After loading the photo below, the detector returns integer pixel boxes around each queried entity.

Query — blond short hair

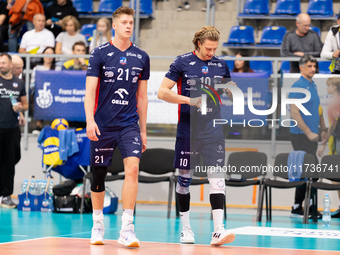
[61,15,80,31]
[112,6,135,20]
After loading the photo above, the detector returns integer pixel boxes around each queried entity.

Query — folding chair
[138,148,176,218]
[258,152,317,223]
[224,151,268,222]
[305,155,340,217]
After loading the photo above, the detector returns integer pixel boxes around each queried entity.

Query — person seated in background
[89,18,114,52]
[0,0,10,52]
[232,51,254,73]
[320,13,340,74]
[55,15,87,56]
[30,46,56,131]
[45,0,78,38]
[11,54,24,79]
[18,14,55,55]
[8,0,44,52]
[62,41,88,71]
[281,13,322,73]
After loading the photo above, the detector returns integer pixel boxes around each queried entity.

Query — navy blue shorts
[90,125,142,167]
[174,137,225,170]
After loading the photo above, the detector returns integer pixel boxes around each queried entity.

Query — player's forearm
[158,87,190,105]
[137,96,148,134]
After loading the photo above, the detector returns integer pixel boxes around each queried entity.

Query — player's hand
[141,132,147,153]
[12,102,22,113]
[18,112,26,126]
[224,81,237,99]
[307,132,319,142]
[189,97,202,108]
[86,120,100,141]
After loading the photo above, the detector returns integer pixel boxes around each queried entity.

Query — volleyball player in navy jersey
[84,6,149,248]
[158,26,236,246]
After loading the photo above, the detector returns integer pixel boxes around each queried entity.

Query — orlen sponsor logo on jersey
[126,52,136,57]
[120,57,127,65]
[112,88,129,105]
[202,66,208,74]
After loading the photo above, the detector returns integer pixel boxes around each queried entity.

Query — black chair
[138,148,176,218]
[258,153,316,223]
[80,148,125,213]
[305,154,340,217]
[225,151,268,222]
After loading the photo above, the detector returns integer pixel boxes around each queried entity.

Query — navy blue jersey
[86,41,150,128]
[165,51,231,139]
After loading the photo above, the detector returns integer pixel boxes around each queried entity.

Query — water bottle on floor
[322,194,331,227]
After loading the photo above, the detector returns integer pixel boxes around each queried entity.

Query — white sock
[93,209,103,224]
[212,209,224,232]
[180,210,190,229]
[122,209,134,229]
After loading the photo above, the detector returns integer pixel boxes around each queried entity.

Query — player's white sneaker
[210,227,235,246]
[118,223,140,247]
[180,225,195,244]
[90,221,105,245]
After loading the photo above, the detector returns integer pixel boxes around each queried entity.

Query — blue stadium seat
[98,0,122,13]
[131,0,153,14]
[80,24,96,41]
[280,61,290,73]
[243,0,269,14]
[318,61,332,74]
[227,26,255,44]
[249,57,273,74]
[307,0,333,16]
[72,0,93,13]
[259,26,286,44]
[274,0,301,15]
[310,26,321,36]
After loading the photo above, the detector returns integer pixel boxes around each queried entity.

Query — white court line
[231,226,340,239]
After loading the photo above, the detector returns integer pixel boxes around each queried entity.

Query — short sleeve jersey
[289,76,320,134]
[86,41,150,128]
[0,75,26,128]
[165,51,231,139]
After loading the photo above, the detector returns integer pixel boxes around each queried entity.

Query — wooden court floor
[1,207,340,254]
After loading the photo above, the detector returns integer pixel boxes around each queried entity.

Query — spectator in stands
[281,13,322,73]
[45,0,78,38]
[232,52,254,73]
[289,55,326,219]
[177,0,190,11]
[8,0,44,52]
[320,14,340,74]
[18,14,55,55]
[55,15,87,56]
[62,41,88,70]
[89,18,114,52]
[0,1,10,52]
[40,0,54,12]
[30,46,55,131]
[11,54,24,78]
